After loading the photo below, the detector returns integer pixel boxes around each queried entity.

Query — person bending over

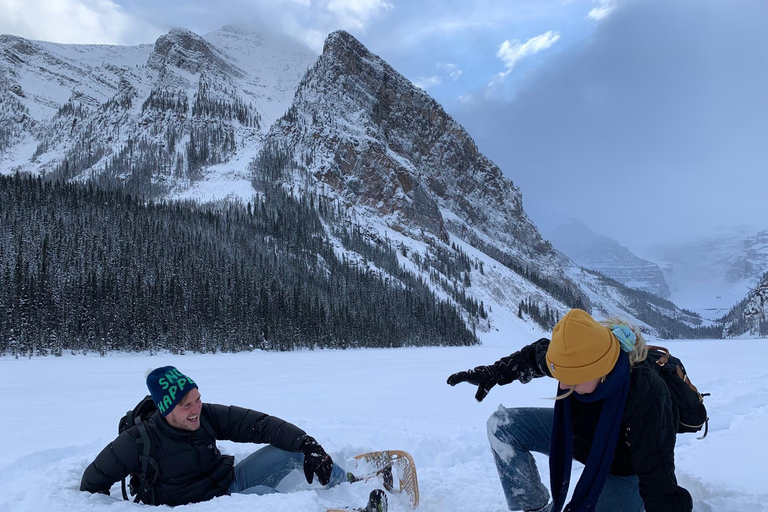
[448,309,692,512]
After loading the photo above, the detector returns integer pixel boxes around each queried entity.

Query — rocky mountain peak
[323,30,370,60]
[148,27,245,79]
[272,29,550,269]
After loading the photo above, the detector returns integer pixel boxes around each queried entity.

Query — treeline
[252,141,488,328]
[142,89,189,114]
[408,243,487,322]
[0,126,11,153]
[100,78,135,112]
[518,298,559,331]
[0,173,477,357]
[192,82,261,128]
[39,81,257,194]
[723,310,768,338]
[0,93,34,154]
[454,231,586,311]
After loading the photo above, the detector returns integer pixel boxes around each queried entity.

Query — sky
[1,0,766,251]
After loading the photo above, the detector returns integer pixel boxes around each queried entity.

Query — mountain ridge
[546,219,671,298]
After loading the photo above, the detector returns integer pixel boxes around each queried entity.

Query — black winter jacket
[495,338,693,512]
[80,403,308,506]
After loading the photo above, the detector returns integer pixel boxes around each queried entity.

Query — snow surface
[1,336,767,512]
[202,26,317,130]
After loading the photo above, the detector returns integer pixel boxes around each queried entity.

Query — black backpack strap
[134,417,159,504]
[120,410,134,501]
[121,477,128,502]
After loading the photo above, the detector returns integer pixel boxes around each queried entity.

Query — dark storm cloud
[454,0,768,248]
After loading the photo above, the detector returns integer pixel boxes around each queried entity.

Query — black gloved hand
[448,345,544,401]
[301,436,333,485]
[447,365,502,402]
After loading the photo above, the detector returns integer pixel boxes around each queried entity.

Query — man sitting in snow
[80,366,377,507]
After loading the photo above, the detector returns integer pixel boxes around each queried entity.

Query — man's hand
[447,365,501,402]
[301,436,333,485]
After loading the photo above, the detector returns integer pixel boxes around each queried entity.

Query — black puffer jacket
[495,338,693,512]
[80,403,307,506]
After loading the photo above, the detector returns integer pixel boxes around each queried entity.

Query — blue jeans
[487,406,644,512]
[228,445,347,495]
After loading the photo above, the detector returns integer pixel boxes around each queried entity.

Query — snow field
[1,338,767,512]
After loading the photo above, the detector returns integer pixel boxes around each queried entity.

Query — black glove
[447,365,502,402]
[448,343,547,401]
[301,436,333,485]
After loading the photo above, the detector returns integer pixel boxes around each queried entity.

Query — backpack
[117,395,160,504]
[646,346,709,439]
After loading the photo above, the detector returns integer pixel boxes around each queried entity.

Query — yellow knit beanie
[546,309,619,385]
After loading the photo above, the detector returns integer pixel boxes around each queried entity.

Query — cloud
[413,62,464,90]
[496,30,560,72]
[414,75,442,89]
[325,0,393,31]
[438,62,463,80]
[587,0,618,21]
[0,0,158,44]
[182,0,394,53]
[455,0,768,249]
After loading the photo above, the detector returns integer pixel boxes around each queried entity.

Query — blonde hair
[600,317,648,366]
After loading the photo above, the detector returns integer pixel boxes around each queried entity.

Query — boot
[360,489,387,512]
[380,465,394,491]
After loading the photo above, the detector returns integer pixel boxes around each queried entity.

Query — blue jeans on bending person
[228,445,347,495]
[487,406,644,512]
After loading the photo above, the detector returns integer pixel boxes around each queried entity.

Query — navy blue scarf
[549,351,631,512]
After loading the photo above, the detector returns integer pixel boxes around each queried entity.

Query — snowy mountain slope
[1,340,767,512]
[721,271,768,337]
[0,34,153,167]
[725,230,768,283]
[547,219,671,298]
[562,260,720,338]
[0,35,153,119]
[202,26,317,129]
[650,229,768,319]
[0,26,316,193]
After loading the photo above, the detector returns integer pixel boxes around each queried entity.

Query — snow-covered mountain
[648,229,768,319]
[0,26,316,187]
[546,219,670,298]
[262,30,572,299]
[0,26,721,340]
[721,271,768,337]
